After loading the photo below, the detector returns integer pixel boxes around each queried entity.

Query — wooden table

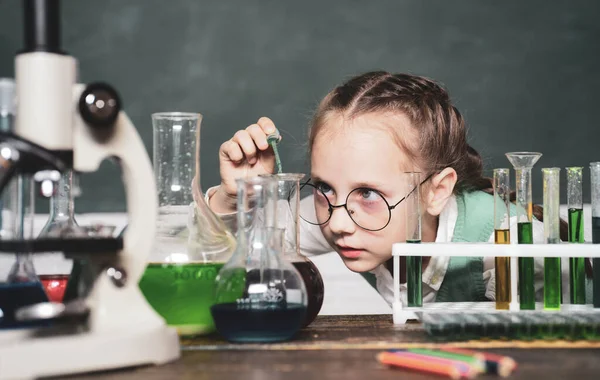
[72,315,600,380]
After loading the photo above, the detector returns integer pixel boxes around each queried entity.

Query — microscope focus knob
[78,83,122,129]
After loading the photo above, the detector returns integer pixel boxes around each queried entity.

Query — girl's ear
[424,168,457,216]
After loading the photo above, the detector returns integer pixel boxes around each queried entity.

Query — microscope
[0,0,180,378]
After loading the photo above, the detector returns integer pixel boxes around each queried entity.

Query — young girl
[207,71,569,306]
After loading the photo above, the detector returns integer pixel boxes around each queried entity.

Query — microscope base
[0,324,180,379]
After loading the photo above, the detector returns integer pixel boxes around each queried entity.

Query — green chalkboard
[0,0,599,212]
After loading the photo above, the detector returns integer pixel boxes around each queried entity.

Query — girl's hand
[211,117,279,213]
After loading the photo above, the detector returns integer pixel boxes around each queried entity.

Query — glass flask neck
[50,171,75,221]
[8,253,38,283]
[152,112,235,263]
[39,171,78,237]
[273,174,305,261]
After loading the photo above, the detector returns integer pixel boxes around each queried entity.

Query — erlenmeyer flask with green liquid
[139,112,236,337]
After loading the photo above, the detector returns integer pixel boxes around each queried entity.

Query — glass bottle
[139,112,235,337]
[211,176,307,342]
[36,170,79,303]
[272,173,324,327]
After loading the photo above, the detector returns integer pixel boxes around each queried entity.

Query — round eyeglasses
[299,174,432,232]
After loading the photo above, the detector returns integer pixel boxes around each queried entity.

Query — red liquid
[293,260,324,327]
[39,274,69,303]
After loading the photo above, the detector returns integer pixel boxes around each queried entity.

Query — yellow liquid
[494,229,511,310]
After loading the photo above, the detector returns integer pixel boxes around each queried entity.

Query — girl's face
[310,112,417,273]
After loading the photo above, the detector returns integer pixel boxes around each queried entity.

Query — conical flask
[139,112,236,337]
[272,173,324,327]
[211,176,307,343]
[1,176,48,328]
[36,170,79,303]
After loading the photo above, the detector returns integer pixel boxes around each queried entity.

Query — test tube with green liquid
[590,162,600,308]
[493,168,511,310]
[567,167,586,304]
[543,168,561,310]
[506,152,542,310]
[267,130,282,174]
[405,172,422,307]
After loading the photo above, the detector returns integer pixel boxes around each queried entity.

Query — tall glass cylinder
[272,173,324,327]
[211,176,307,343]
[506,152,542,310]
[543,168,561,311]
[404,172,422,307]
[566,167,585,304]
[140,112,236,337]
[590,162,600,308]
[493,168,511,310]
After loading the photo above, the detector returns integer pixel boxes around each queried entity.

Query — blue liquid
[0,282,49,328]
[211,303,306,343]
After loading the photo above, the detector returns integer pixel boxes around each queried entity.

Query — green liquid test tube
[493,168,511,310]
[543,168,561,310]
[506,152,541,310]
[567,167,586,304]
[404,172,422,307]
[591,162,600,308]
[267,130,282,174]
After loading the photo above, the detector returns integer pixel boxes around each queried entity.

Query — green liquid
[544,257,562,310]
[568,208,586,304]
[268,138,282,174]
[517,222,535,309]
[406,239,422,307]
[593,216,600,308]
[139,262,224,336]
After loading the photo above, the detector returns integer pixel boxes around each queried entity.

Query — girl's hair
[308,71,572,246]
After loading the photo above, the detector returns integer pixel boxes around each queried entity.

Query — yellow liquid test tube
[493,169,511,310]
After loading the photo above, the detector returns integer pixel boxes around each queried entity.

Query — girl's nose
[327,206,356,235]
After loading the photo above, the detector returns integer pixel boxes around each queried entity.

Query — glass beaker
[139,112,236,337]
[36,170,78,303]
[273,173,324,327]
[211,176,307,343]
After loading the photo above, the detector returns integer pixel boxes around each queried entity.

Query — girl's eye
[358,188,380,201]
[315,182,333,195]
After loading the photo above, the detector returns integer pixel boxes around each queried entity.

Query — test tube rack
[392,242,600,325]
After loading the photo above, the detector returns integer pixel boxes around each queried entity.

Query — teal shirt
[436,191,500,302]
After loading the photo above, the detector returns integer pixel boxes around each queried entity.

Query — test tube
[405,172,422,307]
[493,169,511,310]
[543,168,561,311]
[506,152,542,310]
[567,167,586,304]
[590,162,600,308]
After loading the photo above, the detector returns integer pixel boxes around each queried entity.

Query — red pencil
[377,352,475,379]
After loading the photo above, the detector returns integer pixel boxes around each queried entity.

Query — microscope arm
[72,84,155,283]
